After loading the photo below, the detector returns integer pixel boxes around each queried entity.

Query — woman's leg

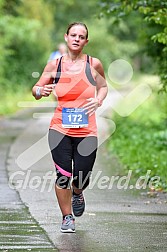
[72,136,97,216]
[72,136,98,191]
[55,185,72,216]
[48,129,73,216]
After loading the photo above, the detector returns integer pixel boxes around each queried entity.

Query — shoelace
[63,215,74,225]
[73,193,84,205]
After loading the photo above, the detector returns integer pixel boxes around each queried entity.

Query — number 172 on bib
[62,108,88,128]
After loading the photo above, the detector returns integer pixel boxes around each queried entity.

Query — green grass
[0,87,34,116]
[0,87,53,116]
[107,76,167,190]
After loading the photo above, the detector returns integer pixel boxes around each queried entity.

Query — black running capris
[48,129,97,189]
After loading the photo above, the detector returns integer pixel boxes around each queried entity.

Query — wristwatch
[36,87,42,97]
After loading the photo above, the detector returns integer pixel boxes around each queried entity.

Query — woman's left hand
[83,98,99,116]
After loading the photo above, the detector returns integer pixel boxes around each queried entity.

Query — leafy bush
[107,88,167,190]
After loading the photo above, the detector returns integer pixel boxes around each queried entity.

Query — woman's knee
[72,171,92,190]
[56,171,71,189]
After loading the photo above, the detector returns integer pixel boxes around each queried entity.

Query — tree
[0,0,54,91]
[99,0,167,91]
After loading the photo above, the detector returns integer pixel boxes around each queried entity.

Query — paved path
[1,93,167,251]
[0,110,56,251]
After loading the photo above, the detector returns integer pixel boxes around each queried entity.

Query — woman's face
[65,25,88,52]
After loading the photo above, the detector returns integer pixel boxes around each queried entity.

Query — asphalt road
[1,94,167,252]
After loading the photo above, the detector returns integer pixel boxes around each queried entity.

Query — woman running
[32,22,108,233]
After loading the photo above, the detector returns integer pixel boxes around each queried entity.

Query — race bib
[62,108,88,128]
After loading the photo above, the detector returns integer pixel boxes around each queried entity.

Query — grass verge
[107,76,167,191]
[0,87,53,116]
[0,87,34,116]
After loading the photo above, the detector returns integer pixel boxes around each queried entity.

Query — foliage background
[1,0,163,92]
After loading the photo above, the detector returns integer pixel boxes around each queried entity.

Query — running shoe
[61,214,75,233]
[72,192,85,217]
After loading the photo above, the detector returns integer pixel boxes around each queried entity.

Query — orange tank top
[50,54,97,137]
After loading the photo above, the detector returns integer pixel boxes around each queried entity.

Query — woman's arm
[93,57,108,106]
[83,57,108,115]
[32,61,56,100]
